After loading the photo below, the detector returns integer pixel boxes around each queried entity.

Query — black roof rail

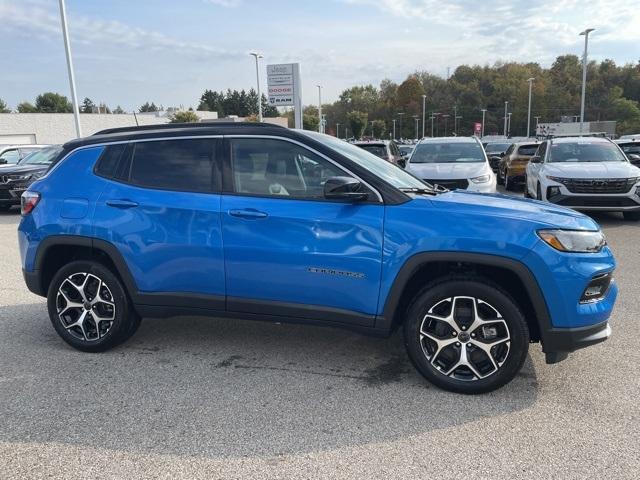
[92,121,283,136]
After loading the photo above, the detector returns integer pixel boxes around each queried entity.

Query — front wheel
[47,260,141,352]
[403,278,529,394]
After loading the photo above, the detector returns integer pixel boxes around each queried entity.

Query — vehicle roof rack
[92,121,283,136]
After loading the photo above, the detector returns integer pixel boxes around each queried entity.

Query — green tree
[139,102,159,112]
[17,101,37,113]
[347,111,368,139]
[113,105,125,114]
[35,92,72,113]
[0,99,10,113]
[261,93,279,117]
[372,119,386,138]
[81,97,95,113]
[169,110,200,123]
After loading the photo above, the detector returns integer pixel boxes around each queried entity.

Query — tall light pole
[579,28,595,133]
[503,101,508,136]
[316,85,322,133]
[507,112,512,137]
[534,116,541,136]
[392,119,396,140]
[453,106,458,135]
[249,52,263,122]
[58,0,81,138]
[421,95,426,138]
[397,112,404,140]
[481,108,487,138]
[370,120,375,138]
[442,114,450,136]
[455,115,462,136]
[413,115,419,140]
[526,77,535,137]
[336,123,340,138]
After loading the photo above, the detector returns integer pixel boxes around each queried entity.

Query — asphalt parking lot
[0,190,638,480]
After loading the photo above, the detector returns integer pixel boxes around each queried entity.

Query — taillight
[21,191,40,215]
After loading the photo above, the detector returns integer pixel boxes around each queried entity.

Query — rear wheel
[623,211,640,221]
[497,168,505,186]
[403,277,529,394]
[47,260,141,352]
[504,172,514,191]
[536,183,542,200]
[523,175,531,198]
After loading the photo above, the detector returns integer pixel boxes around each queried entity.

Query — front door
[221,136,384,325]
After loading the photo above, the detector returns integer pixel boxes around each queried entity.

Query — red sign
[473,122,482,136]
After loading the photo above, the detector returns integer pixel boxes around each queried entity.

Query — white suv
[525,137,640,221]
[405,137,496,193]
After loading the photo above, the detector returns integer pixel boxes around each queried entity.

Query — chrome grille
[424,178,469,190]
[553,177,638,194]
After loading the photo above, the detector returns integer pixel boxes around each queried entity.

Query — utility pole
[455,115,462,136]
[442,114,450,136]
[507,112,512,137]
[336,123,340,138]
[413,115,419,140]
[503,101,508,136]
[58,0,82,138]
[249,52,263,122]
[421,95,426,138]
[370,120,375,138]
[453,106,457,135]
[481,108,487,138]
[392,119,396,140]
[579,28,595,133]
[316,85,322,133]
[397,112,405,140]
[526,77,535,137]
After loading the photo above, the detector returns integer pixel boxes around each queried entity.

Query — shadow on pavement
[0,302,538,458]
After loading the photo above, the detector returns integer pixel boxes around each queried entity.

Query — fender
[377,251,554,346]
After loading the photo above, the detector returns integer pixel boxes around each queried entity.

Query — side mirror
[324,176,369,202]
[530,155,542,164]
[489,155,502,162]
[0,159,6,165]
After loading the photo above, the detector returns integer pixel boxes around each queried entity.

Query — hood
[543,162,640,179]
[407,162,488,179]
[427,190,599,231]
[0,164,49,176]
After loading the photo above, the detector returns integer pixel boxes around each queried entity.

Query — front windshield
[356,144,387,159]
[299,131,427,190]
[549,142,628,163]
[19,146,62,165]
[484,143,511,153]
[410,141,485,164]
[517,144,539,156]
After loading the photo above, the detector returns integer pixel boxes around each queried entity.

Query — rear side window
[124,139,218,193]
[95,144,126,178]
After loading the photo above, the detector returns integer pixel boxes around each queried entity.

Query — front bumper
[543,320,611,364]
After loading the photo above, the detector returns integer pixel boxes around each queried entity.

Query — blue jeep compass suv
[18,123,617,393]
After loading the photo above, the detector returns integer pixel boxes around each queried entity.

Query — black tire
[536,182,542,200]
[403,277,529,394]
[504,173,514,191]
[623,210,640,221]
[523,176,531,198]
[496,168,505,186]
[47,260,141,352]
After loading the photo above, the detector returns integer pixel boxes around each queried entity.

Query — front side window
[548,142,628,163]
[128,139,218,192]
[0,149,20,164]
[229,138,348,199]
[620,143,640,155]
[410,142,486,164]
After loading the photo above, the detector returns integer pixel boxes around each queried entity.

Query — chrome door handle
[228,208,268,219]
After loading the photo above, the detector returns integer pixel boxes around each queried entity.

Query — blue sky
[1,0,639,112]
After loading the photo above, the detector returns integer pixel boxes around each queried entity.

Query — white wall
[0,111,219,145]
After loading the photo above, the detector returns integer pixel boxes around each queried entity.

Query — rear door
[93,137,225,306]
[527,141,547,195]
[220,136,384,325]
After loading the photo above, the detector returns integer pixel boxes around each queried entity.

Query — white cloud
[204,0,242,6]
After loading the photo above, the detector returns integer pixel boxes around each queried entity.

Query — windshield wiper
[399,184,448,195]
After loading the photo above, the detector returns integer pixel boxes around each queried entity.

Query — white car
[525,137,640,221]
[0,145,50,166]
[405,137,496,193]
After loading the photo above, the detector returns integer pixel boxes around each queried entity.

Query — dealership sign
[267,63,302,128]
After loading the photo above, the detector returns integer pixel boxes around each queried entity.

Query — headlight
[546,175,567,184]
[537,229,606,253]
[470,174,491,184]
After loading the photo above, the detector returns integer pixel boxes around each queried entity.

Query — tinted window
[620,143,640,154]
[517,144,539,156]
[410,142,485,163]
[484,142,511,154]
[230,138,348,199]
[357,144,387,159]
[536,142,547,160]
[129,139,217,192]
[95,144,126,178]
[549,142,627,163]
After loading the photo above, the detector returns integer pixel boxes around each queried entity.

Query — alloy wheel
[56,272,116,342]
[419,296,511,381]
